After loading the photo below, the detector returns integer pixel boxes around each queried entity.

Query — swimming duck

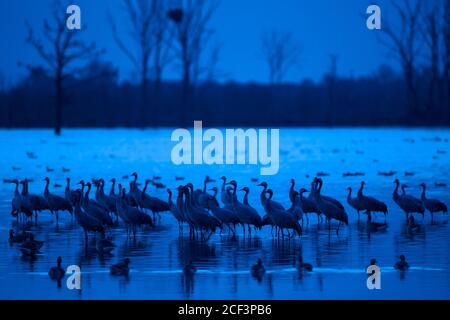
[19,234,41,256]
[183,261,197,276]
[366,212,388,232]
[407,216,420,232]
[297,256,313,272]
[96,232,115,255]
[48,256,66,280]
[110,258,130,276]
[394,255,410,271]
[251,258,266,279]
[9,229,28,244]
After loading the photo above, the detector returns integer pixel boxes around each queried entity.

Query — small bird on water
[48,256,65,280]
[110,258,130,276]
[183,261,197,276]
[394,255,410,271]
[251,258,266,280]
[297,256,313,272]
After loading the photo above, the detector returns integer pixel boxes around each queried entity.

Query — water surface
[0,128,449,299]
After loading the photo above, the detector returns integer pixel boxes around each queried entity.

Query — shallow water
[0,128,449,300]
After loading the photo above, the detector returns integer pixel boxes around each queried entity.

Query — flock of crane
[8,171,448,250]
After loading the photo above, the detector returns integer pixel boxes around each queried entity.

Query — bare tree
[25,1,99,135]
[382,0,423,114]
[152,0,173,91]
[111,0,158,124]
[167,0,220,96]
[324,54,338,126]
[421,1,441,112]
[260,30,300,85]
[442,0,450,118]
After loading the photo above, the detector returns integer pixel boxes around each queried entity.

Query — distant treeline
[0,63,449,128]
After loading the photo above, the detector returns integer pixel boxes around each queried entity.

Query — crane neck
[167,190,172,204]
[357,183,364,198]
[420,185,426,200]
[142,180,149,195]
[221,178,226,191]
[243,189,249,205]
[110,180,115,196]
[44,179,50,196]
[289,181,295,201]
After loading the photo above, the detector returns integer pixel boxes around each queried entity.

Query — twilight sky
[0,0,401,86]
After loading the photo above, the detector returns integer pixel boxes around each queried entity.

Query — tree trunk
[54,71,63,136]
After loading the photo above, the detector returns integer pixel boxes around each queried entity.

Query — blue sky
[0,0,398,86]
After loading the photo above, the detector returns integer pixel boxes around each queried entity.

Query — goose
[297,256,313,272]
[110,258,130,276]
[394,255,410,271]
[96,231,115,254]
[183,261,197,276]
[21,179,49,218]
[314,179,348,235]
[72,190,104,242]
[11,179,33,219]
[167,188,185,229]
[207,188,239,234]
[419,183,447,222]
[357,181,388,220]
[393,179,424,220]
[43,177,73,223]
[48,256,65,280]
[265,189,302,237]
[251,258,265,280]
[346,187,365,220]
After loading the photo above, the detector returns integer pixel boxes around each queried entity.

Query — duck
[183,261,197,276]
[251,258,266,279]
[9,229,28,244]
[394,255,410,271]
[366,212,388,232]
[96,232,115,254]
[48,256,65,280]
[110,258,130,276]
[19,234,41,256]
[297,256,313,272]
